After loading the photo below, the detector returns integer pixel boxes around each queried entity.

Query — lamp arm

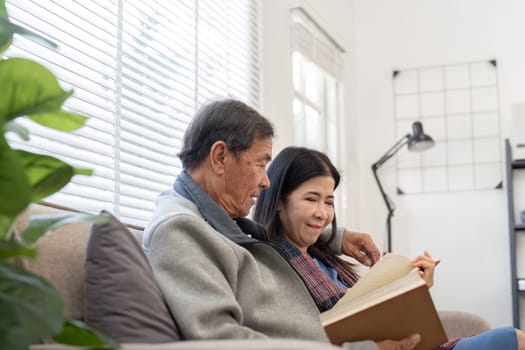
[372,165,395,214]
[371,133,410,253]
[371,133,410,209]
[371,134,410,170]
[372,164,396,253]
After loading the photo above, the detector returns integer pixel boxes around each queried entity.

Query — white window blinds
[5,0,261,226]
[291,9,344,80]
[290,8,344,159]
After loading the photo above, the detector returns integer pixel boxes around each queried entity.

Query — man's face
[220,137,272,217]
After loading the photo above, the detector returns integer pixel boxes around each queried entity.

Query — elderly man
[142,99,420,350]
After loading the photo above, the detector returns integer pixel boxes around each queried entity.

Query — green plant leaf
[53,320,120,349]
[0,263,63,343]
[0,58,73,122]
[29,109,87,132]
[21,212,110,244]
[0,25,13,55]
[0,0,8,19]
[75,167,93,176]
[0,240,37,261]
[0,300,31,350]
[15,150,92,203]
[0,137,32,218]
[18,151,74,202]
[0,1,56,54]
[0,214,13,240]
[4,120,30,140]
[0,3,13,55]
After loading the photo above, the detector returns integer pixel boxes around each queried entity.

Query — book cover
[320,254,447,350]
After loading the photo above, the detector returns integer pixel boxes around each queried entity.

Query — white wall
[261,0,525,328]
[353,0,525,327]
[261,0,360,226]
[261,0,294,153]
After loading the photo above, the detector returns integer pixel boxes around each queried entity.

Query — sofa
[15,203,492,350]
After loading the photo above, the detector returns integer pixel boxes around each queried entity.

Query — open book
[320,253,447,350]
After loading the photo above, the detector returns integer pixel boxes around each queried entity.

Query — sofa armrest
[31,339,341,350]
[438,310,492,339]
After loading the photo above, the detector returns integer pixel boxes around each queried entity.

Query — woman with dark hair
[253,146,362,311]
[253,146,525,350]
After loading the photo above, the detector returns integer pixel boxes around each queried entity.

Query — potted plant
[0,2,117,349]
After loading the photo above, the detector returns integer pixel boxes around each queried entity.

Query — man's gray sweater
[142,173,377,350]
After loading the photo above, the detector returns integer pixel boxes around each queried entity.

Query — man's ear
[209,141,228,175]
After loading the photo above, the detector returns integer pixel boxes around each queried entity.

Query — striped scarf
[308,244,360,289]
[434,338,461,350]
[272,236,353,312]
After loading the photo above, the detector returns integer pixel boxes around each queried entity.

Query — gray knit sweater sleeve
[318,227,344,255]
[145,213,268,339]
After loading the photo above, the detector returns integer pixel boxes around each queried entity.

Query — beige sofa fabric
[15,203,90,320]
[31,339,341,350]
[438,310,492,339]
[18,203,492,350]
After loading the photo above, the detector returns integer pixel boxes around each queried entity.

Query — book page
[342,253,414,301]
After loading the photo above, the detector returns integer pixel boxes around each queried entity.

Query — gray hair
[178,99,275,170]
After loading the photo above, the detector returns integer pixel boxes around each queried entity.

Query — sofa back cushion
[84,211,180,342]
[14,203,88,320]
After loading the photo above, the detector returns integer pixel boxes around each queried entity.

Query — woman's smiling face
[278,175,335,253]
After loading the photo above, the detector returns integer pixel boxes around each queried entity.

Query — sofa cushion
[15,203,89,320]
[84,212,180,342]
[438,310,491,338]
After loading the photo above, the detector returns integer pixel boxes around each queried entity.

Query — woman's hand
[412,251,438,288]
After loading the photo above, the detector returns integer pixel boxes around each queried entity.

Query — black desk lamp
[371,121,435,253]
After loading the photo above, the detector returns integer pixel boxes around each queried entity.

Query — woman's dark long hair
[253,146,358,282]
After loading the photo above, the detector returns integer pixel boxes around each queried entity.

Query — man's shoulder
[142,190,205,248]
[156,189,197,213]
[148,190,204,226]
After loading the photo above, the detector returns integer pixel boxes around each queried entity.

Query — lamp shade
[407,121,434,151]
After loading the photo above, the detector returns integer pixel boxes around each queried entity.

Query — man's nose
[260,172,271,189]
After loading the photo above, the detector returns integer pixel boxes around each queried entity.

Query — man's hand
[376,334,421,350]
[341,230,380,267]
